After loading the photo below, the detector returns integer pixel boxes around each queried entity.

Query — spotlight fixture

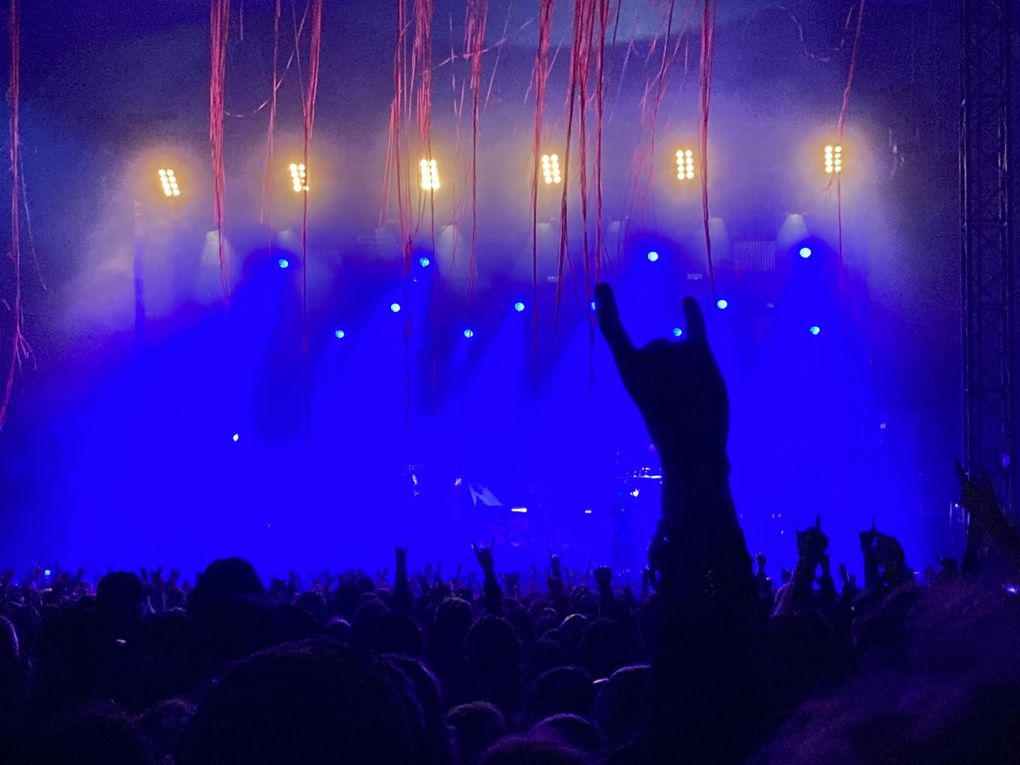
[334,329,346,339]
[824,145,843,174]
[809,325,821,336]
[158,168,181,197]
[463,329,475,339]
[419,256,431,268]
[419,158,440,191]
[289,163,308,192]
[675,149,695,182]
[278,258,290,269]
[799,246,813,259]
[716,299,729,310]
[541,153,562,185]
[390,302,402,313]
[646,251,660,263]
[513,301,525,313]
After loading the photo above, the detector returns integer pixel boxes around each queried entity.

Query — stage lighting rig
[675,149,695,181]
[289,162,309,192]
[158,168,181,197]
[419,158,440,191]
[824,145,843,174]
[541,153,562,185]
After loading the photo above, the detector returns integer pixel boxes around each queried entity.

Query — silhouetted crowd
[1,481,1019,765]
[2,284,1019,763]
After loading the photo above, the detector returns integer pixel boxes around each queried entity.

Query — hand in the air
[595,283,729,467]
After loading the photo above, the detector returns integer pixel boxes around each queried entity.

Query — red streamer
[300,0,323,435]
[697,0,716,297]
[1,0,25,431]
[530,0,555,348]
[210,0,231,302]
[466,0,488,297]
[835,0,865,270]
[260,0,281,229]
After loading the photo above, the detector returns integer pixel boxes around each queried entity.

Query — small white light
[824,144,843,174]
[232,433,239,442]
[289,162,308,192]
[541,153,562,185]
[158,168,181,198]
[420,158,440,191]
[511,507,528,514]
[675,148,695,181]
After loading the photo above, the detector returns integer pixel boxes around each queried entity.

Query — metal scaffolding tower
[961,0,1016,517]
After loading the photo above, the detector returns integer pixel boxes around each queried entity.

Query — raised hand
[472,541,495,575]
[595,283,728,470]
[797,516,829,566]
[594,565,613,589]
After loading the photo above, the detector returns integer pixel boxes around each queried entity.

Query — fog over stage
[0,0,968,577]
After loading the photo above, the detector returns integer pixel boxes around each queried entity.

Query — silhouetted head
[96,571,145,633]
[176,640,424,765]
[434,597,473,648]
[187,558,264,622]
[466,616,523,711]
[579,618,630,679]
[529,666,595,719]
[532,713,601,753]
[593,665,653,749]
[27,705,150,765]
[480,735,591,765]
[352,609,421,656]
[446,701,507,765]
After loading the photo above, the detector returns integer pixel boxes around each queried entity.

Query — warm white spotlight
[824,145,843,175]
[289,162,309,192]
[541,153,562,185]
[419,158,440,191]
[675,149,695,182]
[158,168,181,197]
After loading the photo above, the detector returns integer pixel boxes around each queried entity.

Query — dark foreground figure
[1,285,1019,764]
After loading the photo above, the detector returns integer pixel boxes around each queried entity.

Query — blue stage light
[809,325,821,336]
[647,250,660,262]
[672,327,683,337]
[716,299,728,310]
[513,301,525,313]
[278,258,290,269]
[799,247,812,259]
[334,329,346,339]
[390,303,402,313]
[232,433,239,443]
[590,300,597,311]
[463,329,475,339]
[419,256,431,268]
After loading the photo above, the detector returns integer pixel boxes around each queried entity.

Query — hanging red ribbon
[210,0,231,302]
[1,0,25,431]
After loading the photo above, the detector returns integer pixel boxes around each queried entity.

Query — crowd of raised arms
[2,284,1019,764]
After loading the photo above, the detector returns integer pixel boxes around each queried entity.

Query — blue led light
[513,301,525,313]
[809,325,821,336]
[463,329,475,339]
[716,299,729,310]
[335,329,346,339]
[799,247,812,259]
[278,258,290,269]
[672,327,683,337]
[647,251,660,262]
[390,303,401,313]
[419,256,431,268]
